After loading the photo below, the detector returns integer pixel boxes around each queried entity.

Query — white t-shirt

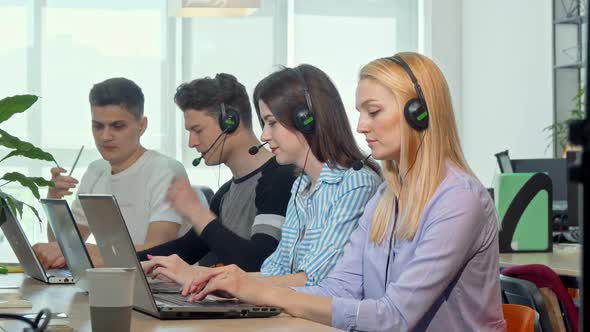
[71,150,197,245]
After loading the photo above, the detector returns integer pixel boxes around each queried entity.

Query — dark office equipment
[511,158,568,231]
[566,151,583,228]
[495,150,514,173]
[487,188,495,201]
[496,173,552,253]
[566,1,588,329]
[511,158,567,203]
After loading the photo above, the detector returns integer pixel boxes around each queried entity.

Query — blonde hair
[360,52,474,244]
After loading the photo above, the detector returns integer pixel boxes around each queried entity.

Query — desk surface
[0,273,339,332]
[499,243,581,277]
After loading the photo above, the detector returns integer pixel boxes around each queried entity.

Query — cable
[384,197,399,288]
[385,132,425,288]
[217,134,228,189]
[34,309,51,332]
[0,308,51,332]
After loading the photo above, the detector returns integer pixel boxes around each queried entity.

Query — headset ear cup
[404,98,429,131]
[293,108,315,135]
[219,107,240,133]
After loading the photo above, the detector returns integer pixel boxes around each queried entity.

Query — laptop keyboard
[154,293,228,307]
[47,269,72,278]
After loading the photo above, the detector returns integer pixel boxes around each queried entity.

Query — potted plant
[0,95,57,224]
[544,86,586,156]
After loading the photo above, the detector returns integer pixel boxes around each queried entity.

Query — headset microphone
[191,130,228,167]
[192,156,204,167]
[248,142,268,155]
[352,154,372,171]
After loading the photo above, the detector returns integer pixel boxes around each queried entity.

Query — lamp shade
[169,0,260,17]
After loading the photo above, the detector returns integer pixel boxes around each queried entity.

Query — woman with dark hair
[254,64,381,286]
[145,64,381,288]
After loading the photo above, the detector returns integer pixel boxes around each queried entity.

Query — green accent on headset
[225,119,236,125]
[303,117,314,126]
[417,111,428,121]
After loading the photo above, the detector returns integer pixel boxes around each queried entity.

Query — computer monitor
[510,158,567,204]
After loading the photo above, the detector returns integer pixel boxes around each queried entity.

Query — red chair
[502,264,578,332]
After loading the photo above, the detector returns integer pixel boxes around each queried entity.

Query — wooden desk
[0,274,339,331]
[499,243,581,289]
[499,243,581,277]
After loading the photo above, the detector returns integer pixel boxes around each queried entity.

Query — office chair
[503,303,536,332]
[500,275,554,332]
[502,264,578,332]
[196,185,214,205]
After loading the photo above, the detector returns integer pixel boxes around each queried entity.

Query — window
[293,0,418,151]
[0,0,418,262]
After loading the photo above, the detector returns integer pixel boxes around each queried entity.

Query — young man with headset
[137,73,296,272]
[144,65,381,289]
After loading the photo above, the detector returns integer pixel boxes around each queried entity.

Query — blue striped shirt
[260,163,381,286]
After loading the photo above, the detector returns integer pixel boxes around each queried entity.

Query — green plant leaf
[29,177,54,187]
[0,128,27,149]
[0,128,36,151]
[0,172,41,199]
[0,191,41,222]
[0,95,38,124]
[544,85,586,154]
[0,190,24,219]
[0,147,56,163]
[22,200,42,222]
[0,129,57,165]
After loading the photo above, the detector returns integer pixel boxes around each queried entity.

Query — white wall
[421,0,463,136]
[424,0,553,187]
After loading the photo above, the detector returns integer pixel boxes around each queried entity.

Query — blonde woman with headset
[151,53,506,331]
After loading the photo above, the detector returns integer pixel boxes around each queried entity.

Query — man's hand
[142,254,210,292]
[47,167,79,199]
[32,242,66,269]
[167,177,215,233]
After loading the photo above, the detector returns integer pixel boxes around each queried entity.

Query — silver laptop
[40,199,94,291]
[0,200,73,284]
[78,194,281,320]
[39,198,174,293]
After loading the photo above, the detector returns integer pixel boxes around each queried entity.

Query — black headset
[291,67,316,135]
[218,102,240,134]
[385,55,429,132]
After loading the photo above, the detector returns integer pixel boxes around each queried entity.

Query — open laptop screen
[41,199,93,287]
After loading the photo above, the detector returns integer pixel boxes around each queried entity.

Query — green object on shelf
[494,172,552,252]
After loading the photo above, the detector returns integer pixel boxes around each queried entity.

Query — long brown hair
[254,64,379,173]
[360,52,474,243]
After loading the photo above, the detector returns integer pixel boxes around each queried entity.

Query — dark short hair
[88,77,144,120]
[174,73,252,129]
[253,64,379,173]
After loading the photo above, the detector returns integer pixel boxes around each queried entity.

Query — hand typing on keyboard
[142,254,211,290]
[184,264,271,306]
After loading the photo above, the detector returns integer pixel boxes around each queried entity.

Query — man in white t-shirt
[33,77,198,268]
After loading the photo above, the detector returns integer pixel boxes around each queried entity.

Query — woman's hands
[142,254,210,295]
[182,264,272,305]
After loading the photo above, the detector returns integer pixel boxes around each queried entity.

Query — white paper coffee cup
[87,267,135,332]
